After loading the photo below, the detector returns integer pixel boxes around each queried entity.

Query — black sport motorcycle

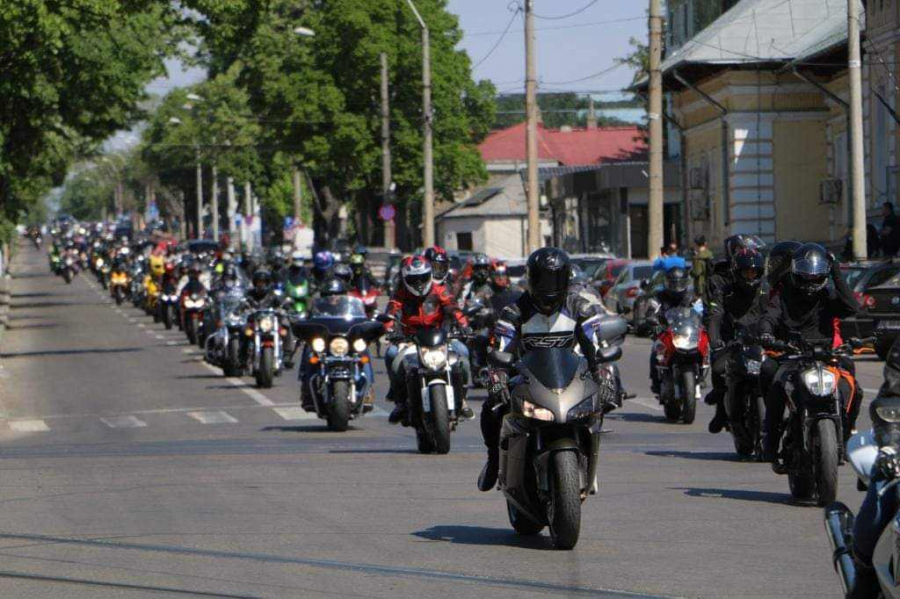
[488,313,627,550]
[722,335,766,459]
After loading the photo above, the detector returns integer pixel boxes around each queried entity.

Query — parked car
[604,261,655,314]
[840,261,900,342]
[589,258,631,298]
[866,269,900,359]
[505,258,528,288]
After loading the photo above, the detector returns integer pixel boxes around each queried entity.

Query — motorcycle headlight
[673,332,699,350]
[745,359,762,375]
[876,406,900,423]
[258,316,274,332]
[95,258,104,267]
[311,338,326,353]
[801,368,836,397]
[420,346,448,370]
[566,397,597,422]
[226,314,243,327]
[522,400,555,422]
[330,337,349,356]
[65,258,74,265]
[352,338,367,353]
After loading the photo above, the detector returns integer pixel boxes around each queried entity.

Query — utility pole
[292,167,303,224]
[525,0,541,252]
[405,0,434,247]
[226,177,236,240]
[648,0,664,260]
[195,148,203,240]
[211,164,219,241]
[848,0,868,259]
[381,52,395,250]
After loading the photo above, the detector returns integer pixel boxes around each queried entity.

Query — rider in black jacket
[757,243,859,463]
[477,248,613,492]
[705,248,768,434]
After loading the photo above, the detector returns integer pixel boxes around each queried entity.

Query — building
[436,120,650,257]
[646,0,871,251]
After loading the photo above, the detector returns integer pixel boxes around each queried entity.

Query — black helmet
[471,253,491,284]
[526,248,571,314]
[222,265,240,288]
[252,269,271,290]
[790,243,830,295]
[424,246,450,284]
[724,234,766,262]
[871,392,900,448]
[766,240,801,286]
[333,263,352,283]
[731,248,765,291]
[320,278,347,297]
[664,267,689,296]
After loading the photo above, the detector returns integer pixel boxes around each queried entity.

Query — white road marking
[631,397,663,412]
[273,407,316,421]
[370,407,389,417]
[100,415,147,428]
[864,388,880,396]
[166,340,179,346]
[188,410,238,424]
[9,420,50,432]
[182,348,195,354]
[155,335,165,340]
[195,361,277,408]
[137,323,146,329]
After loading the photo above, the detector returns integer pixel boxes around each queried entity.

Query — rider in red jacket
[384,256,474,423]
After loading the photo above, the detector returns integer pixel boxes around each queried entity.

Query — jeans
[855,474,900,563]
[385,339,470,402]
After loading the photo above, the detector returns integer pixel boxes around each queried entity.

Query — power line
[532,0,599,20]
[542,62,625,85]
[466,15,643,37]
[473,6,522,70]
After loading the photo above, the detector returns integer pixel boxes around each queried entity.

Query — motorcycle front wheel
[164,305,173,330]
[256,346,274,389]
[429,385,452,455]
[507,500,543,536]
[225,338,242,377]
[814,419,839,507]
[327,380,351,432]
[63,269,72,284]
[681,370,697,425]
[185,319,197,345]
[547,451,581,550]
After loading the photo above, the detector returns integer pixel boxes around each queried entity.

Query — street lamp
[404,0,434,248]
[167,105,204,240]
[293,26,316,37]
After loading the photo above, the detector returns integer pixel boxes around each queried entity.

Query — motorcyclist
[332,263,353,290]
[246,270,280,309]
[349,247,379,289]
[490,259,511,291]
[848,341,900,598]
[758,243,860,465]
[649,266,699,395]
[286,251,309,284]
[459,253,493,302]
[423,246,451,286]
[765,240,802,297]
[705,248,768,434]
[311,251,334,293]
[478,247,617,492]
[383,256,475,424]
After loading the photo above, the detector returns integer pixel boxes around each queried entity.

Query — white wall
[438,216,551,258]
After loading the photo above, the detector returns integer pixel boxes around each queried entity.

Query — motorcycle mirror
[597,345,622,363]
[488,350,514,368]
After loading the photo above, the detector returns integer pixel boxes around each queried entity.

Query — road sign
[234,214,242,226]
[283,216,294,230]
[378,204,396,222]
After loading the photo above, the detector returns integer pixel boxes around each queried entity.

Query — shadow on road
[673,487,795,506]
[1,347,143,359]
[412,525,548,549]
[7,323,59,330]
[261,425,336,433]
[609,412,663,424]
[11,292,56,298]
[329,448,422,454]
[646,450,743,462]
[11,301,96,308]
[175,374,223,380]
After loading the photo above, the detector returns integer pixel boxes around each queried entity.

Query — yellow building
[654,0,867,248]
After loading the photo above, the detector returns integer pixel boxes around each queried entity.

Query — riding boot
[708,400,728,434]
[477,446,499,492]
[388,400,407,425]
[762,421,781,464]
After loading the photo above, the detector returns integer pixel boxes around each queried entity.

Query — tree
[615,37,650,87]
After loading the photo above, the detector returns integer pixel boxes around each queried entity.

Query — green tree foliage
[0,0,182,234]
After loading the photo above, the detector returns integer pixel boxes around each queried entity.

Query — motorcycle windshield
[666,307,702,346]
[311,296,366,319]
[218,295,245,317]
[520,348,581,391]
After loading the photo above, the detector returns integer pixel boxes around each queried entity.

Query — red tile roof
[479,122,648,166]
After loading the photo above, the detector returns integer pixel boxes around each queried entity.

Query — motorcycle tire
[548,450,581,550]
[429,385,452,455]
[185,319,197,345]
[416,428,435,453]
[225,338,242,377]
[663,401,682,422]
[814,419,839,507]
[164,306,173,330]
[256,347,274,389]
[681,370,697,425]
[507,500,543,536]
[63,270,72,284]
[327,380,351,432]
[115,291,123,306]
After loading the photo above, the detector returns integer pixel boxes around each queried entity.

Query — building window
[456,232,473,251]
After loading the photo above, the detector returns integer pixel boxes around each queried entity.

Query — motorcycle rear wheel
[327,381,351,432]
[548,451,581,550]
[507,500,543,536]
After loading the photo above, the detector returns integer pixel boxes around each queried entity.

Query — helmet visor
[431,261,448,280]
[666,276,689,293]
[404,272,431,295]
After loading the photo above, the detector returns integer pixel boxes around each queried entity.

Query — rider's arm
[706,283,725,346]
[383,292,404,332]
[492,304,520,354]
[757,296,782,337]
[437,286,469,328]
[829,262,860,318]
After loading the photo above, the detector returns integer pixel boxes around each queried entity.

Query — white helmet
[401,256,433,297]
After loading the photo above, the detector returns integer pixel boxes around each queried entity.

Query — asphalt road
[0,244,886,598]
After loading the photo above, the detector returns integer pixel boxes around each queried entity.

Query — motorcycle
[285,276,311,316]
[764,336,865,506]
[97,258,111,289]
[380,316,469,455]
[294,296,384,431]
[204,290,248,377]
[653,307,710,424]
[110,268,130,304]
[60,252,77,284]
[246,307,285,389]
[825,431,900,599]
[181,289,208,345]
[723,335,766,459]
[488,314,627,550]
[463,297,497,388]
[158,279,179,330]
[349,279,380,319]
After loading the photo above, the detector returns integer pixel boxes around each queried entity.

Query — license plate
[877,320,900,330]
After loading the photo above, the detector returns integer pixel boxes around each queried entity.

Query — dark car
[839,261,900,343]
[868,271,900,359]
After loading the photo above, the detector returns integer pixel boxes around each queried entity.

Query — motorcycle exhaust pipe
[823,502,857,596]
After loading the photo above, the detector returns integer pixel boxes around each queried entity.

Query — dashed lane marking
[166,341,179,346]
[188,411,238,424]
[631,397,663,412]
[155,335,165,340]
[100,415,147,429]
[9,420,50,432]
[272,407,316,421]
